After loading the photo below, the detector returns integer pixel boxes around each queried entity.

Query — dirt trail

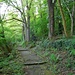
[18,47,54,75]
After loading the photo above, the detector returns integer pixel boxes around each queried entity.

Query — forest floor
[17,38,75,75]
[32,39,75,75]
[18,47,55,75]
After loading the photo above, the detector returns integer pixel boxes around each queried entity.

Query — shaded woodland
[0,0,75,75]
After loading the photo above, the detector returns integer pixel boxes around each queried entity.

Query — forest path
[17,47,54,75]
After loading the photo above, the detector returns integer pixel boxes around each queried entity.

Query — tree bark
[26,15,30,42]
[0,16,5,38]
[21,0,31,42]
[22,23,25,40]
[47,0,55,39]
[58,0,68,37]
[26,0,31,42]
[71,3,74,36]
[65,0,74,36]
[39,0,42,18]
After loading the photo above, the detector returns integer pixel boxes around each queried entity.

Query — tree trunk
[47,0,55,39]
[71,3,74,36]
[66,1,74,36]
[1,24,5,38]
[22,23,25,40]
[0,17,5,38]
[26,0,31,42]
[39,0,42,18]
[58,0,68,37]
[71,14,74,36]
[21,0,30,42]
[26,15,30,42]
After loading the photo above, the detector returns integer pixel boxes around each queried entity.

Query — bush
[35,38,75,75]
[0,37,24,75]
[0,49,24,75]
[36,38,75,51]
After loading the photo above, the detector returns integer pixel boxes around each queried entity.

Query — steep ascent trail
[17,47,54,75]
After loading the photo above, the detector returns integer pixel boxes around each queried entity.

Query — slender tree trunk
[22,23,25,40]
[1,25,5,38]
[21,14,27,41]
[58,0,68,37]
[21,0,31,42]
[26,14,30,42]
[26,0,31,42]
[21,0,26,41]
[66,1,74,36]
[74,4,75,34]
[66,7,73,36]
[0,17,5,38]
[47,0,55,39]
[33,12,36,22]
[71,3,74,36]
[39,0,42,18]
[71,14,74,36]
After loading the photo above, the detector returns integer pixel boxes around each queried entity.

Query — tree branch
[7,0,23,14]
[12,18,24,23]
[4,18,24,23]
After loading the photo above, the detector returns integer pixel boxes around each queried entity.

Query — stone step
[24,61,47,65]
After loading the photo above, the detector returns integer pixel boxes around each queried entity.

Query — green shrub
[50,53,59,63]
[70,49,75,56]
[0,49,24,75]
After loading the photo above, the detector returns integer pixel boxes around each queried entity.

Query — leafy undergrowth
[33,38,75,75]
[0,49,24,75]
